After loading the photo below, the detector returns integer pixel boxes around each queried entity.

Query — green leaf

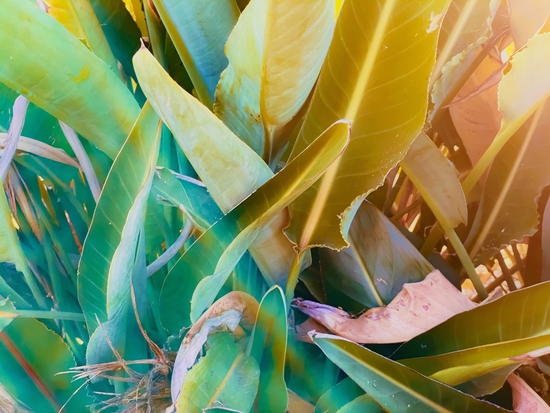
[214,0,335,162]
[152,167,223,231]
[160,119,350,332]
[249,286,288,413]
[0,0,140,159]
[43,0,119,72]
[176,332,259,413]
[0,300,91,412]
[286,0,451,251]
[89,0,142,79]
[78,102,161,334]
[188,121,350,323]
[319,201,432,309]
[393,282,550,386]
[468,98,550,261]
[315,378,383,413]
[401,132,467,230]
[153,0,240,108]
[134,46,296,284]
[312,333,510,412]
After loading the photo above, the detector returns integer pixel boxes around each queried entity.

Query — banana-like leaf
[189,121,350,322]
[319,202,432,309]
[153,0,240,108]
[0,134,79,168]
[249,286,288,413]
[89,0,141,79]
[508,0,550,48]
[214,0,335,162]
[468,99,550,261]
[160,120,350,332]
[43,0,118,72]
[508,372,550,413]
[393,282,550,386]
[401,132,467,230]
[286,0,450,250]
[0,300,91,412]
[315,378,383,413]
[431,0,501,113]
[0,0,140,159]
[313,333,509,412]
[463,32,550,195]
[175,332,259,413]
[78,103,161,334]
[134,46,296,285]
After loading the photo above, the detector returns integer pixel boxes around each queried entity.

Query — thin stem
[147,219,193,277]
[420,224,444,257]
[59,121,101,202]
[0,96,29,181]
[391,198,423,222]
[445,227,488,300]
[383,169,406,216]
[0,309,85,322]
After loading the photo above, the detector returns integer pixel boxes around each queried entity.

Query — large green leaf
[78,103,161,334]
[0,300,91,412]
[159,120,350,333]
[134,46,296,285]
[249,286,288,413]
[153,0,240,108]
[175,332,259,413]
[0,0,140,159]
[214,0,335,163]
[286,0,451,251]
[43,0,119,72]
[89,0,141,79]
[393,282,550,386]
[313,333,509,412]
[319,202,432,309]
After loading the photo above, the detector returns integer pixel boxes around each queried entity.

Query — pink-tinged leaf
[450,54,502,168]
[293,270,476,344]
[507,373,550,413]
[508,0,550,48]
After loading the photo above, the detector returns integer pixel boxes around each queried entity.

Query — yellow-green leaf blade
[401,132,467,230]
[0,0,140,159]
[214,0,335,162]
[286,0,451,250]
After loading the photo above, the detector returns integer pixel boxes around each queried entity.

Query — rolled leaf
[286,0,451,250]
[78,103,161,334]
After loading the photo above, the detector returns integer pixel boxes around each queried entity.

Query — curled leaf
[294,271,476,344]
[507,373,550,413]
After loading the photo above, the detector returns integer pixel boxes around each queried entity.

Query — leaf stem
[147,219,193,277]
[445,227,488,300]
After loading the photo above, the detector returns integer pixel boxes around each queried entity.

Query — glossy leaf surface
[313,333,509,412]
[215,0,334,162]
[0,0,140,159]
[160,120,350,332]
[286,0,450,250]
